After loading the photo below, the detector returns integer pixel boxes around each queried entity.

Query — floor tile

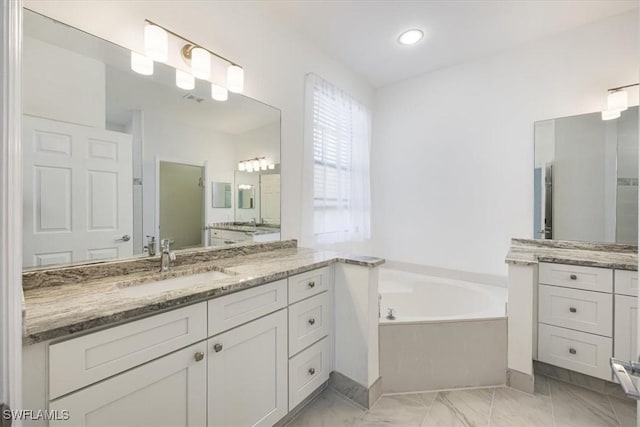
[421,388,494,427]
[534,375,551,397]
[357,392,436,427]
[490,387,553,427]
[549,379,618,427]
[286,389,366,427]
[609,396,637,427]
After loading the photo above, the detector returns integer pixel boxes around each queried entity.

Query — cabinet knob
[194,351,204,362]
[569,348,577,355]
[308,367,316,375]
[213,343,223,352]
[308,281,315,288]
[570,274,577,280]
[308,318,316,326]
[569,307,577,313]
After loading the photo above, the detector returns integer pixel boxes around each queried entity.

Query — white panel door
[208,309,287,427]
[23,115,133,267]
[260,174,280,224]
[50,342,207,427]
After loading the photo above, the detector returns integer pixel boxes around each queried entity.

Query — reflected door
[23,115,133,267]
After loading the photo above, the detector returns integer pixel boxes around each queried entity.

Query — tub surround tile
[505,238,637,270]
[549,378,619,427]
[358,392,435,426]
[421,388,493,427]
[489,387,553,427]
[22,241,384,344]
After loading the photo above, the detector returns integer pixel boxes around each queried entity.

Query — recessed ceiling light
[398,29,424,46]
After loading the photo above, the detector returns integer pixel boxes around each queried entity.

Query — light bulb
[398,29,424,46]
[268,164,275,170]
[246,162,254,172]
[144,24,168,62]
[607,90,628,112]
[227,65,244,93]
[175,69,195,90]
[238,161,246,171]
[211,84,228,102]
[260,158,268,170]
[191,47,211,80]
[130,51,153,75]
[252,159,260,170]
[602,109,621,121]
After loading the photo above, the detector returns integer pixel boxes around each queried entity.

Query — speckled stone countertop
[22,240,383,345]
[505,238,637,271]
[211,223,281,235]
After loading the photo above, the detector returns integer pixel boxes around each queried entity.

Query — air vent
[183,93,205,103]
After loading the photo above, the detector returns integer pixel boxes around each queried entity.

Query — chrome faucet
[160,239,176,272]
[250,217,257,227]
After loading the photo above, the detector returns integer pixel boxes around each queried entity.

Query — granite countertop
[22,241,383,345]
[210,223,281,235]
[505,238,637,271]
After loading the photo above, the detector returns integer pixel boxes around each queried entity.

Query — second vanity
[505,239,638,393]
[22,241,384,427]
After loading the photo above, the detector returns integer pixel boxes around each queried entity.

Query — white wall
[23,0,375,244]
[23,36,105,128]
[373,10,639,277]
[234,122,280,166]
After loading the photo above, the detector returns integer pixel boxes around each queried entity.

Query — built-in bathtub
[378,267,508,393]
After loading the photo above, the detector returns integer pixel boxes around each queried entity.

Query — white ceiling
[264,0,639,88]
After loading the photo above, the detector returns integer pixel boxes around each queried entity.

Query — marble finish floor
[286,376,637,427]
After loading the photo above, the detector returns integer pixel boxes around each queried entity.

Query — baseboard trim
[328,371,382,409]
[506,368,534,394]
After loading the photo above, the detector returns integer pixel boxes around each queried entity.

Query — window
[304,74,371,245]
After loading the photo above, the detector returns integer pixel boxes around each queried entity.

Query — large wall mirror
[534,107,638,244]
[23,10,281,268]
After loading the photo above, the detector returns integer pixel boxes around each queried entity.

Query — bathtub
[378,267,508,393]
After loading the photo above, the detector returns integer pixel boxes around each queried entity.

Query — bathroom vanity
[505,239,637,393]
[22,241,383,426]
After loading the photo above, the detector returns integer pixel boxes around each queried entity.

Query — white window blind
[304,74,371,245]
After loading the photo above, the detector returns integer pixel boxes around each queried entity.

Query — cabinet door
[614,294,638,362]
[50,342,207,427]
[208,309,287,427]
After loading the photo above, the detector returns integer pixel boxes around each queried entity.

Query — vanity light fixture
[143,19,245,95]
[601,83,638,121]
[398,29,424,46]
[130,51,154,75]
[144,24,169,62]
[211,83,229,102]
[175,69,195,90]
[237,157,275,172]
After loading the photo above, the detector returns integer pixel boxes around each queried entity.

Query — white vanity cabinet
[537,263,638,382]
[207,309,288,427]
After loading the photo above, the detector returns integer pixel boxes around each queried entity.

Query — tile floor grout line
[548,378,557,427]
[606,395,623,427]
[420,390,440,426]
[486,388,496,427]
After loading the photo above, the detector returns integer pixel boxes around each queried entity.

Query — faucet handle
[161,239,170,250]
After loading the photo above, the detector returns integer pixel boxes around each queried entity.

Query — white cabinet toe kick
[22,263,381,427]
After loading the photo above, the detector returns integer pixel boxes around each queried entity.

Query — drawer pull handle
[569,307,577,313]
[308,281,316,288]
[569,348,577,355]
[308,318,316,326]
[194,351,205,362]
[309,367,316,375]
[570,274,578,280]
[213,343,223,353]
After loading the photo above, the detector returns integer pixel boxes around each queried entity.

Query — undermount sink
[118,270,232,297]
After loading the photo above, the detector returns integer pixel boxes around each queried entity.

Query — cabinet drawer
[49,302,207,400]
[50,341,207,427]
[289,336,331,410]
[538,285,612,336]
[614,294,638,362]
[289,291,331,356]
[539,263,612,293]
[288,266,330,304]
[208,279,287,336]
[615,270,639,297]
[538,323,612,380]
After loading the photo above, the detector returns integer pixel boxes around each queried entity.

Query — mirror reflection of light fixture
[211,84,229,102]
[227,65,244,93]
[131,51,154,75]
[601,83,638,121]
[238,161,246,171]
[175,69,195,90]
[237,157,276,172]
[144,24,168,62]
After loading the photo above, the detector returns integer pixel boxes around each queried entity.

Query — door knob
[116,235,131,242]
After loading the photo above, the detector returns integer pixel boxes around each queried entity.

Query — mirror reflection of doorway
[159,161,204,250]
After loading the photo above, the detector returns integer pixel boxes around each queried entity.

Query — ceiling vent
[183,93,205,103]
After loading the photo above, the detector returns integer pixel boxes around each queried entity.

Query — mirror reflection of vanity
[22,9,281,268]
[534,106,638,244]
